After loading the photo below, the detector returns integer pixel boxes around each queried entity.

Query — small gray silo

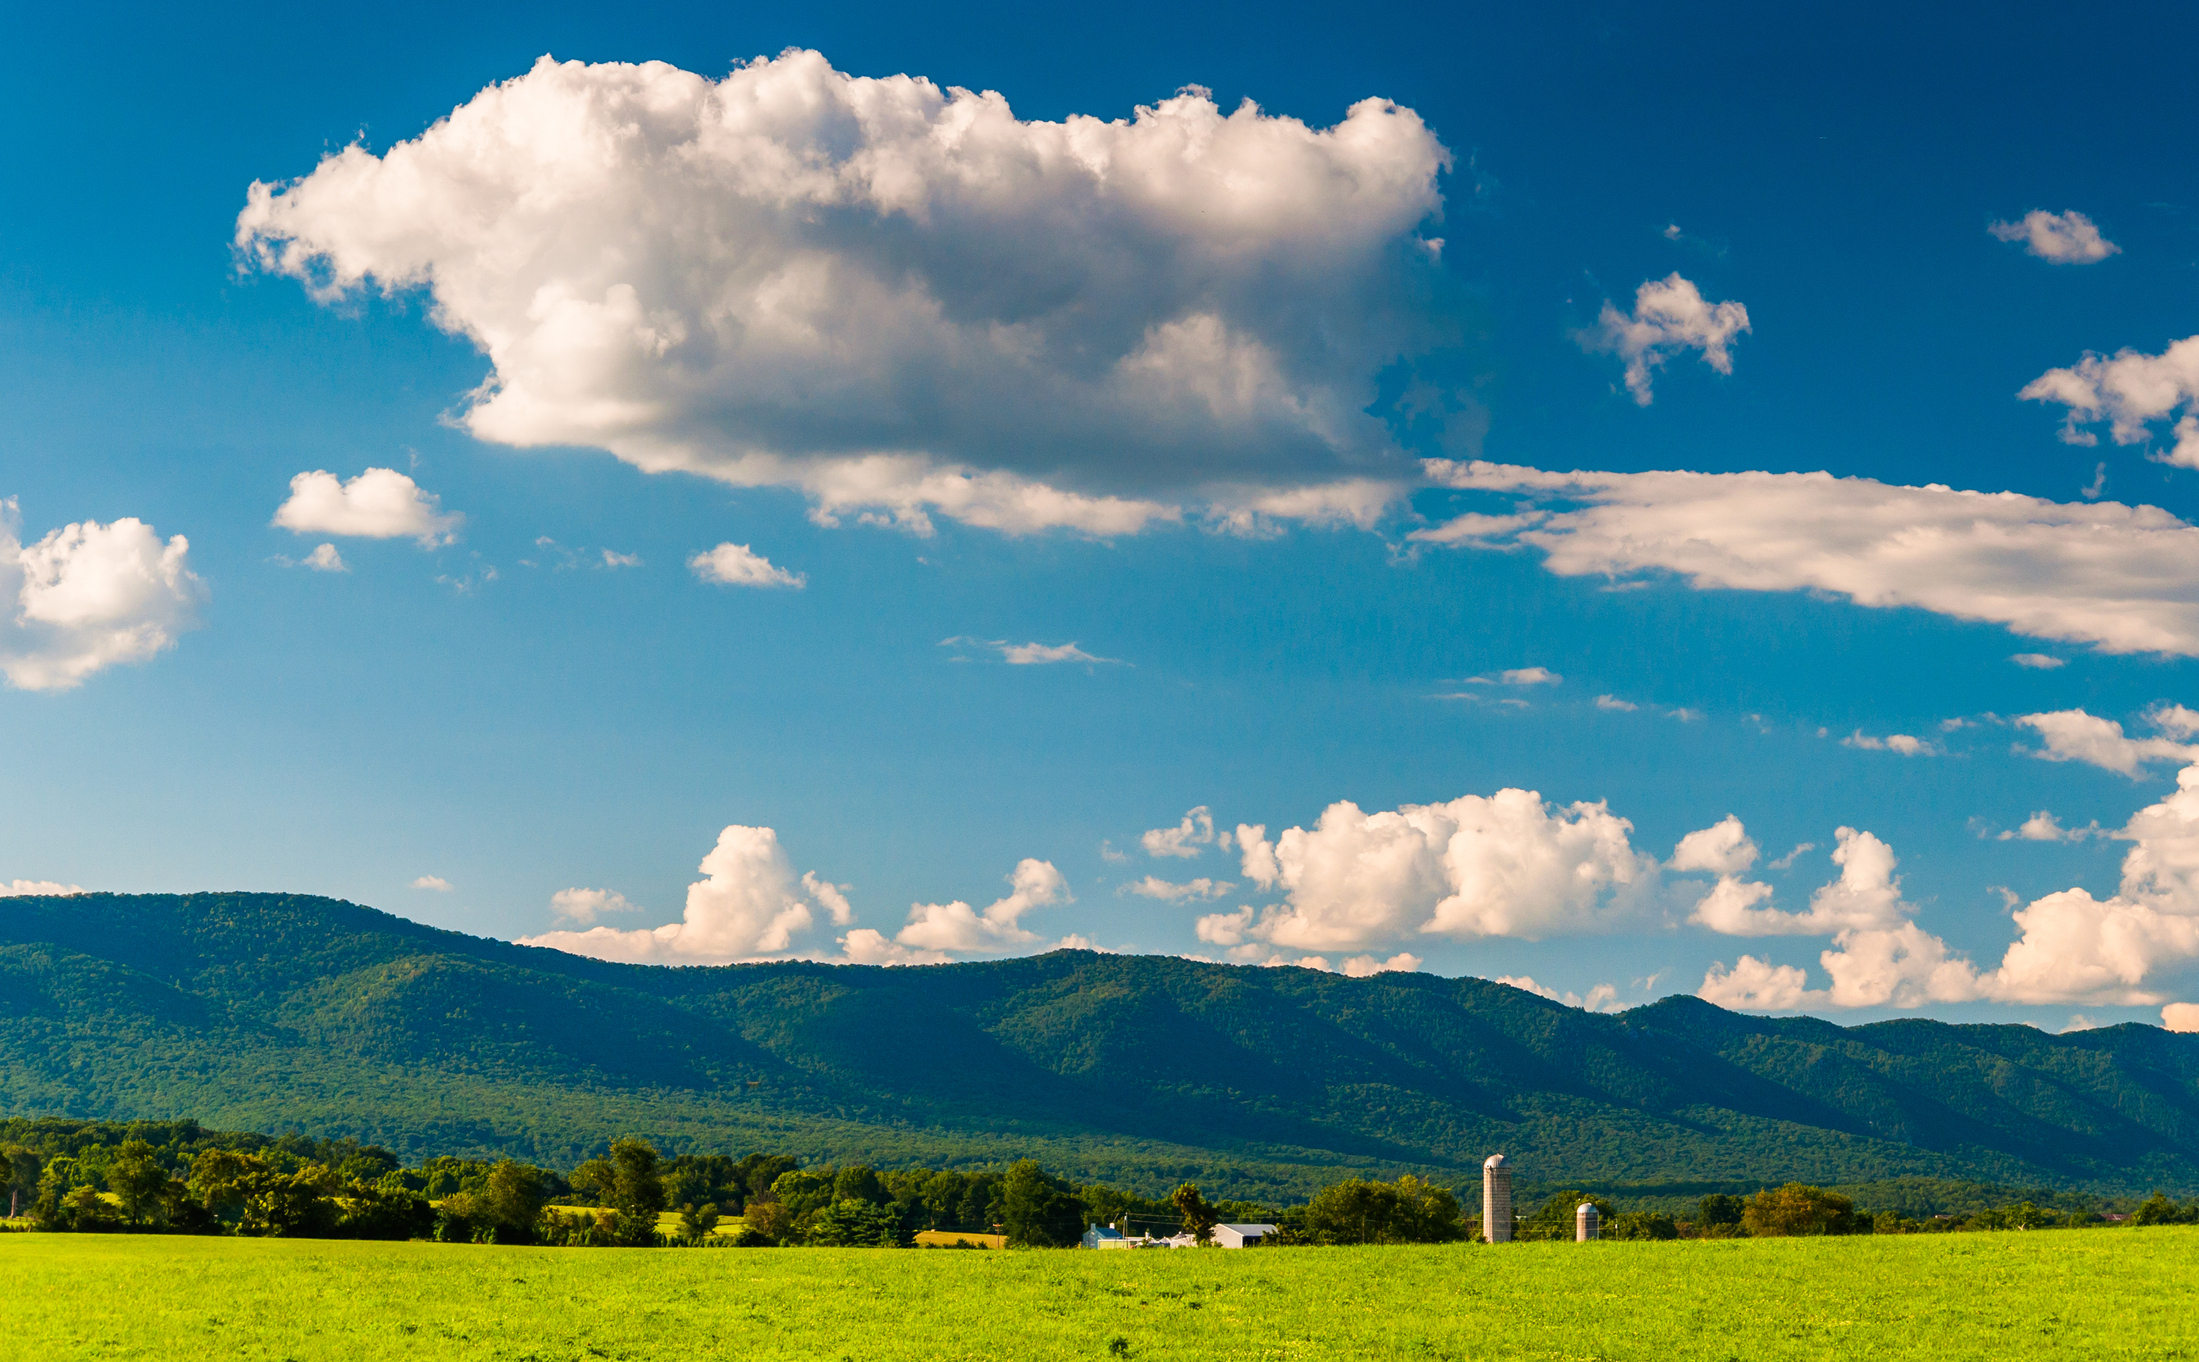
[1482,1154,1513,1244]
[1576,1202,1599,1241]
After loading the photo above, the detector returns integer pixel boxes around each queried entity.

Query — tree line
[3,1120,2188,1248]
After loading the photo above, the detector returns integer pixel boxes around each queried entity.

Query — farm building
[1082,1224,1132,1249]
[1212,1223,1278,1247]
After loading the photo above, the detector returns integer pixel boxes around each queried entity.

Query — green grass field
[9,1228,2197,1360]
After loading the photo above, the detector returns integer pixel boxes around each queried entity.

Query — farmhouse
[1082,1224,1132,1249]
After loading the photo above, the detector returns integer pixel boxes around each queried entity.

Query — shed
[1083,1224,1131,1249]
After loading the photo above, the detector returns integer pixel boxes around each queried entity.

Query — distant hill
[3,892,2198,1202]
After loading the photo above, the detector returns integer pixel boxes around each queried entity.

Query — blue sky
[7,0,2199,1028]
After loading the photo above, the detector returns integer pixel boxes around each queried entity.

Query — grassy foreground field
[9,1229,2198,1361]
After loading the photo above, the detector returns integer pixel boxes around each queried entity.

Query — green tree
[833,1165,886,1205]
[1298,1176,1465,1245]
[2129,1192,2189,1226]
[571,1138,666,1246]
[238,1164,341,1238]
[1742,1184,1859,1237]
[1002,1160,1084,1248]
[677,1202,722,1240]
[805,1198,901,1247]
[2,1145,41,1220]
[1170,1183,1222,1243]
[1695,1193,1746,1234]
[441,1160,550,1244]
[109,1140,173,1228]
[742,1196,792,1244]
[1602,1211,1678,1241]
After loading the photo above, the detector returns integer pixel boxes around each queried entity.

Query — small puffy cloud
[2164,1002,2199,1032]
[1496,974,1620,1012]
[2011,653,2064,669]
[2017,708,2198,777]
[1670,815,1757,876]
[2021,335,2199,469]
[0,879,85,896]
[1195,906,1256,946]
[1698,955,1818,1011]
[1843,730,1935,756]
[1578,273,1749,405]
[519,825,846,963]
[600,549,642,569]
[409,875,452,891]
[280,543,349,572]
[238,51,1454,535]
[851,859,1070,960]
[1228,788,1655,952]
[549,886,641,924]
[1342,952,1423,977]
[1989,210,2119,264]
[1419,461,2199,657]
[1998,810,2107,842]
[0,501,204,692]
[1465,666,1561,686]
[1767,842,1815,870]
[1000,641,1114,666]
[689,543,804,588]
[1124,875,1233,901]
[1143,806,1220,858]
[273,468,461,545]
[1595,695,1638,712]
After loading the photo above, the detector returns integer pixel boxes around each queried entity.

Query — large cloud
[237,51,1457,535]
[1216,789,1655,953]
[0,500,204,692]
[518,825,852,963]
[1694,771,2199,1010]
[1416,461,2199,656]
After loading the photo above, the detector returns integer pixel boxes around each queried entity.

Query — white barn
[1211,1223,1278,1248]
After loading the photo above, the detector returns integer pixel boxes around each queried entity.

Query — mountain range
[4,891,2197,1203]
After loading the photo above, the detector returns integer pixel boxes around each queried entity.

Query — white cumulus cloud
[1578,273,1749,405]
[0,879,85,896]
[549,887,642,924]
[237,51,1457,535]
[1843,731,1934,756]
[273,469,461,545]
[840,858,1069,963]
[1989,210,2119,264]
[1497,974,1620,1012]
[519,825,850,963]
[2165,1003,2199,1032]
[2021,335,2199,468]
[689,543,805,588]
[409,875,452,891]
[1416,460,2199,657]
[0,500,204,692]
[2017,708,2199,776]
[1696,771,2199,1009]
[1227,789,1655,951]
[1142,806,1221,858]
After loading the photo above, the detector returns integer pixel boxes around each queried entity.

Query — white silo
[1482,1154,1513,1243]
[1576,1202,1599,1241]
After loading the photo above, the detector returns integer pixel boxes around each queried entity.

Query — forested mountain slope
[3,892,2197,1200]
